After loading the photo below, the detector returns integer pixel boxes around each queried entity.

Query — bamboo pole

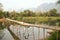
[6,18,60,30]
[38,28,40,40]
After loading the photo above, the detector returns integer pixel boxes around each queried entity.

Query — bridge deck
[1,29,14,40]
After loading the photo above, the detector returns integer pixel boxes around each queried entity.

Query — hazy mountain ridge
[30,3,60,13]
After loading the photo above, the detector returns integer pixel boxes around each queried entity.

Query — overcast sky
[0,0,58,11]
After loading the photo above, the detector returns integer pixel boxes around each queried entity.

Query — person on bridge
[23,32,29,39]
[24,34,29,39]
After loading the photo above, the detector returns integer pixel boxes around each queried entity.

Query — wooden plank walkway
[6,18,60,30]
[7,27,20,40]
[1,29,14,40]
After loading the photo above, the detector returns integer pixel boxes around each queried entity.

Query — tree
[9,11,17,19]
[57,0,60,4]
[3,11,10,18]
[0,3,3,10]
[48,9,57,16]
[19,10,35,17]
[0,3,3,18]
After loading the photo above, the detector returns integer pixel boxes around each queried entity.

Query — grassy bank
[13,17,60,25]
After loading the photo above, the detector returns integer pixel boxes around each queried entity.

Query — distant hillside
[31,3,60,13]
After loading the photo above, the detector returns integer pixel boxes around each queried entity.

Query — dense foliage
[47,31,60,40]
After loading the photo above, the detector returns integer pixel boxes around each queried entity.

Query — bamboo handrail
[6,18,60,30]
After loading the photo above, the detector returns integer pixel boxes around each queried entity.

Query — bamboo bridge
[0,18,60,40]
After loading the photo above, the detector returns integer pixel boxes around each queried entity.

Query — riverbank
[12,17,60,26]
